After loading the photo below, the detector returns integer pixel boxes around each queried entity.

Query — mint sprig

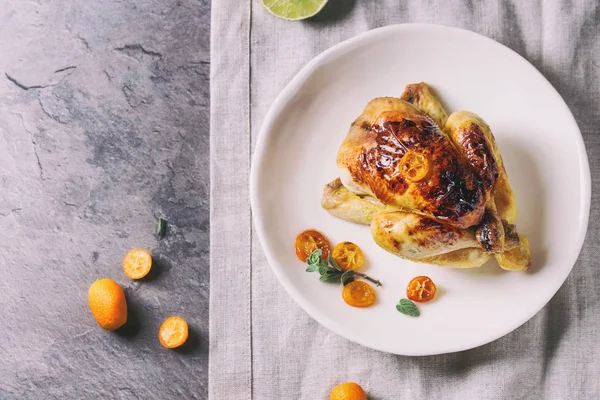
[305,249,323,272]
[305,249,382,287]
[396,298,420,317]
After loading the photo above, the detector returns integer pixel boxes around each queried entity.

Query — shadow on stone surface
[139,253,169,282]
[115,294,142,338]
[174,325,205,355]
[306,0,357,24]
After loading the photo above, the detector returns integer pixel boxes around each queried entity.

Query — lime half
[261,0,329,21]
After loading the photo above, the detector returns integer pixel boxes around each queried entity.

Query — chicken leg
[323,178,491,267]
[444,111,530,269]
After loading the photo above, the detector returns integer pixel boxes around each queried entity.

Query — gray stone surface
[0,1,210,398]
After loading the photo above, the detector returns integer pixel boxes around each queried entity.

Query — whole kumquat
[330,382,367,400]
[88,278,127,330]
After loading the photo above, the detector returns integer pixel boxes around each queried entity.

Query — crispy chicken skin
[370,211,480,259]
[337,97,485,229]
[444,112,517,224]
[445,111,509,253]
[323,82,531,270]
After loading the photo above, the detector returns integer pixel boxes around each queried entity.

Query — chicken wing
[321,178,394,225]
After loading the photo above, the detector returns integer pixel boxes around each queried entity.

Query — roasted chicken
[322,83,531,270]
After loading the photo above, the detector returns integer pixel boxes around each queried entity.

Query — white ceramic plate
[250,24,590,356]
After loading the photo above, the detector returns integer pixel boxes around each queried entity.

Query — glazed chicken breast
[336,97,485,230]
[322,82,531,270]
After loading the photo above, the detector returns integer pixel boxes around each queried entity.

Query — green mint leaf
[341,270,355,286]
[305,263,320,273]
[319,272,342,283]
[306,249,322,266]
[319,259,336,272]
[318,265,330,276]
[396,298,420,317]
[328,255,342,272]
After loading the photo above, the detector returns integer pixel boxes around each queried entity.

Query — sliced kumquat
[295,229,331,262]
[406,275,436,303]
[159,316,189,349]
[342,281,376,308]
[123,248,153,279]
[399,150,430,182]
[332,242,364,271]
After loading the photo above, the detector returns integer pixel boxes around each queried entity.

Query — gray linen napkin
[210,1,600,398]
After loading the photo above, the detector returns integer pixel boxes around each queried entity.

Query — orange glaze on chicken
[337,98,485,230]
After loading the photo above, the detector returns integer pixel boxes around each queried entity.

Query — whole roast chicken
[322,83,531,270]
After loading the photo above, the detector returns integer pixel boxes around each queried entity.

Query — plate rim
[249,23,592,356]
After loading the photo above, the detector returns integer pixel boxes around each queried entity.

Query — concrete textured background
[0,0,210,398]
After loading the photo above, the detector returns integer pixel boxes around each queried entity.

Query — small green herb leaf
[319,259,336,272]
[156,217,167,238]
[341,270,355,286]
[318,264,334,276]
[305,263,320,273]
[328,255,342,272]
[306,249,322,266]
[319,272,342,283]
[304,249,381,287]
[396,298,420,317]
